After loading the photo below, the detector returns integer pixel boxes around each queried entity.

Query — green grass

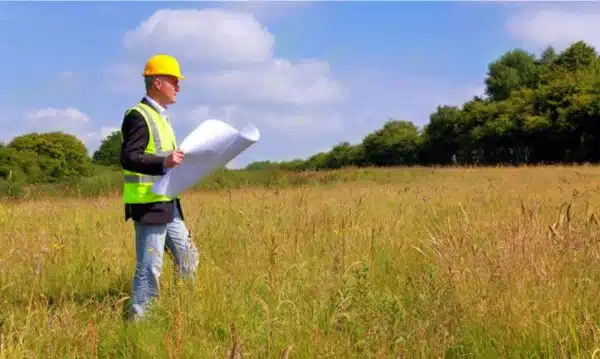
[3,166,600,357]
[0,165,372,200]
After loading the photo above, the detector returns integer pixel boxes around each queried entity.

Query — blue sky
[1,1,599,168]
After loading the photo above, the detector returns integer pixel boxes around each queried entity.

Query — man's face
[154,75,180,105]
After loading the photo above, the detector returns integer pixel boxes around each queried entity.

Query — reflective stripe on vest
[122,102,178,204]
[123,174,162,183]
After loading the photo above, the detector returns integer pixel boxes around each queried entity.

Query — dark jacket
[120,97,184,224]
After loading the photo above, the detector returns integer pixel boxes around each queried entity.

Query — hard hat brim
[143,72,185,80]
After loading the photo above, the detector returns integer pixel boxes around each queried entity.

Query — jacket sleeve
[120,109,167,176]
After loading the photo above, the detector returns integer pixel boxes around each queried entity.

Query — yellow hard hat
[143,54,185,79]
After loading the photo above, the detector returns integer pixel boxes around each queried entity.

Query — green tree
[6,132,92,183]
[485,49,540,101]
[361,119,421,166]
[325,142,364,169]
[246,160,278,170]
[279,159,305,171]
[421,105,463,164]
[552,41,598,73]
[303,152,330,170]
[539,46,557,65]
[92,130,122,167]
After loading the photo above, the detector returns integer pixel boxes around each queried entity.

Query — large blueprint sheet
[152,119,260,197]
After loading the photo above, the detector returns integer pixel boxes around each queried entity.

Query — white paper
[151,119,260,197]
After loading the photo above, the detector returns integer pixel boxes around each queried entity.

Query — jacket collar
[142,95,167,115]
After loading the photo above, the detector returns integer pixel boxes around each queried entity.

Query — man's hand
[163,149,185,169]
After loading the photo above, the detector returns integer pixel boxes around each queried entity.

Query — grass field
[3,166,600,358]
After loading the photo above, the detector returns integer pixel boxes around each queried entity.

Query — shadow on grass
[34,278,134,322]
[73,285,133,321]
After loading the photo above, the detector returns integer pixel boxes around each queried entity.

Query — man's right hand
[163,149,185,169]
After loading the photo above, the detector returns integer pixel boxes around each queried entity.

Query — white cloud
[110,7,344,127]
[187,105,212,124]
[15,107,112,154]
[191,59,344,105]
[25,107,90,129]
[506,8,600,50]
[57,71,75,81]
[250,107,343,134]
[218,1,310,23]
[181,102,343,134]
[123,8,274,64]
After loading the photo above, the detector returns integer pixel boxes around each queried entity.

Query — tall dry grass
[3,166,600,358]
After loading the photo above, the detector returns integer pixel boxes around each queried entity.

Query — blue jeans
[130,205,199,320]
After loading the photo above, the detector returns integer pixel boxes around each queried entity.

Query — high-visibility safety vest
[122,102,179,204]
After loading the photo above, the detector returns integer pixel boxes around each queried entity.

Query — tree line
[2,40,600,186]
[246,40,600,170]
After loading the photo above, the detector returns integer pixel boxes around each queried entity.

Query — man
[120,53,199,320]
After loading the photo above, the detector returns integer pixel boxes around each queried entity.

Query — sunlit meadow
[3,166,600,358]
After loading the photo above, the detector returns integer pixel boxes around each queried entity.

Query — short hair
[144,76,156,90]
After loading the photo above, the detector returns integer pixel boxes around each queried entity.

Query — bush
[2,132,93,184]
[0,179,24,199]
[92,131,122,167]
